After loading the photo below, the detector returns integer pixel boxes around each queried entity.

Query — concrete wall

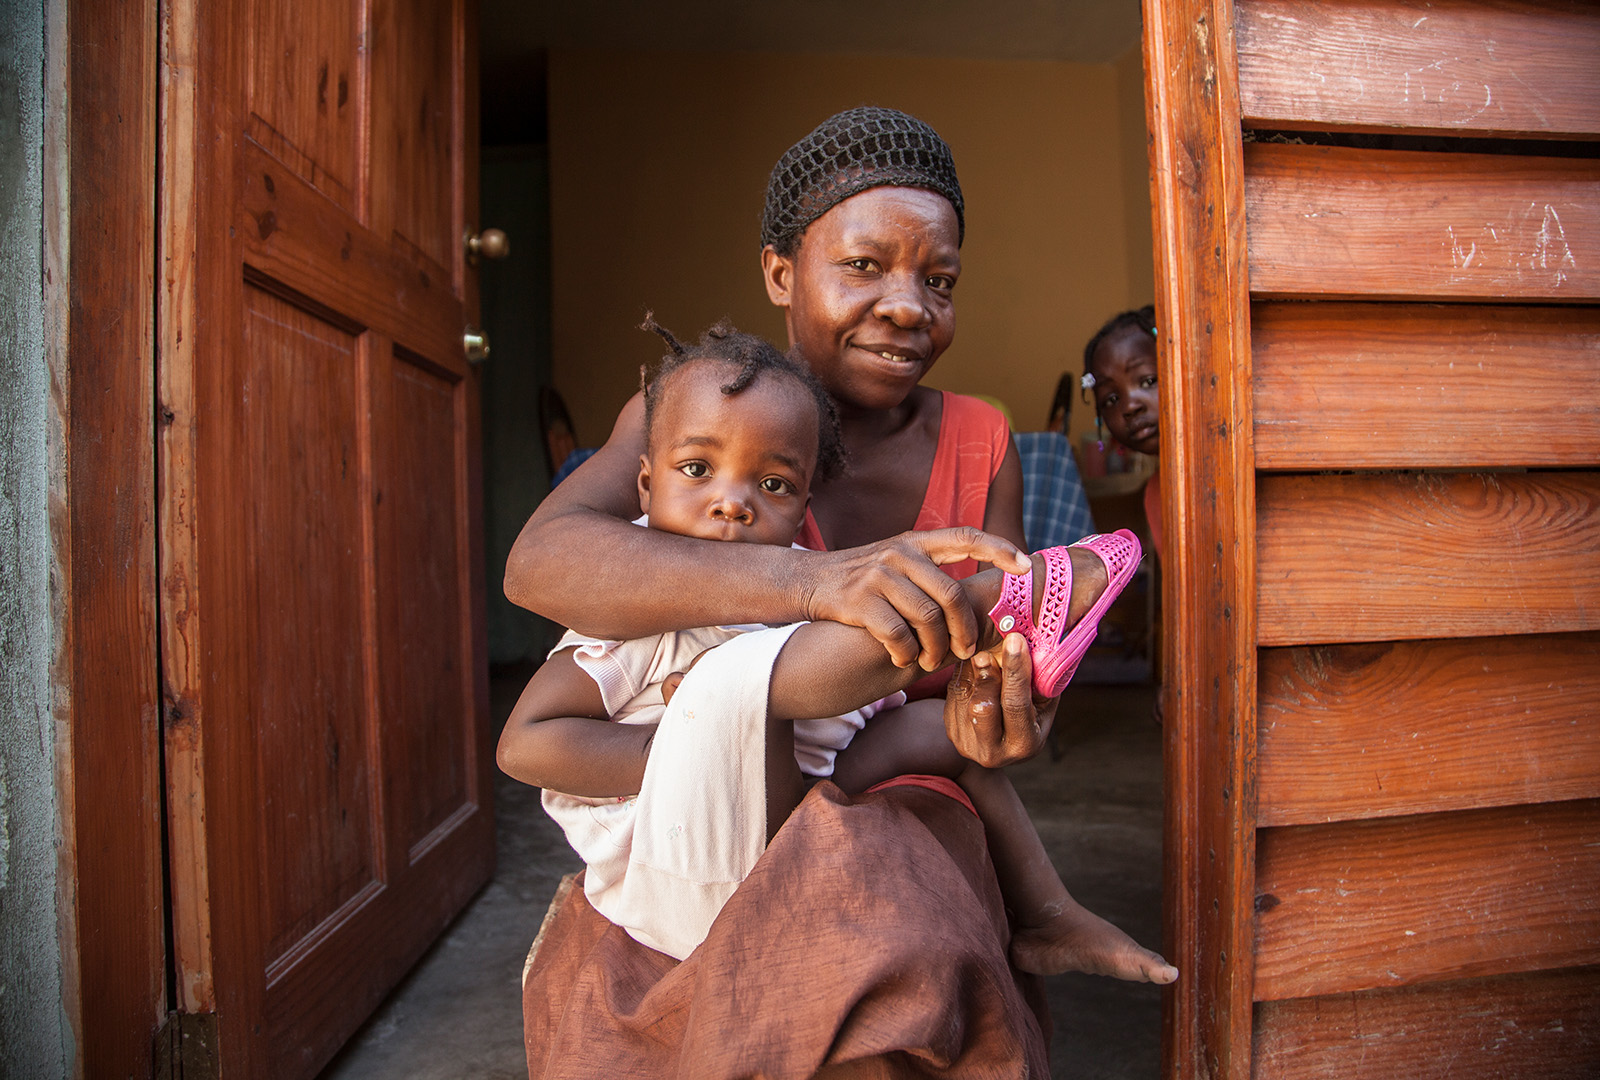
[546,47,1154,451]
[0,2,69,1074]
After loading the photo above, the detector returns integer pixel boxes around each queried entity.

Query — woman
[508,108,1162,1077]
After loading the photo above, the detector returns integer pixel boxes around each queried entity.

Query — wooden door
[158,0,492,1075]
[1144,1,1600,1077]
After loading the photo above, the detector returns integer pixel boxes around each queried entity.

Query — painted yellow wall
[548,47,1153,450]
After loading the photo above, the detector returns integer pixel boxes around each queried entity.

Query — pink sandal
[985,529,1144,698]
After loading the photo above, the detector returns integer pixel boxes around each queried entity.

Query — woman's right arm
[504,392,1030,669]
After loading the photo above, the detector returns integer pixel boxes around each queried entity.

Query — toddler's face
[1091,327,1160,456]
[639,363,817,546]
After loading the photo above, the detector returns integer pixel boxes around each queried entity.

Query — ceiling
[480,0,1145,67]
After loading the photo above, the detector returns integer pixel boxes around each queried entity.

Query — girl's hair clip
[1080,372,1096,390]
[1151,326,1158,338]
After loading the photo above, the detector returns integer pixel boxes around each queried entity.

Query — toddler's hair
[1082,304,1158,385]
[639,314,847,483]
[760,106,965,257]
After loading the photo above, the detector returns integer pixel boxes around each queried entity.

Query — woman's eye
[680,462,709,478]
[845,258,878,273]
[760,477,793,495]
[926,275,955,290]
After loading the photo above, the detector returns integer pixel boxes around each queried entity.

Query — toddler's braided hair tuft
[760,106,964,256]
[639,314,847,483]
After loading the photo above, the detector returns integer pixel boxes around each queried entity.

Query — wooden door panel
[376,346,478,857]
[162,0,488,1074]
[1252,302,1600,469]
[240,286,379,967]
[373,0,457,274]
[1257,471,1600,645]
[1254,966,1600,1080]
[1245,144,1600,301]
[1236,0,1600,139]
[1254,800,1600,1000]
[245,0,363,209]
[1258,633,1600,826]
[241,141,459,362]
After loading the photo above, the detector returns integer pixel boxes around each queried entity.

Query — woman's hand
[801,528,1029,672]
[942,635,1058,768]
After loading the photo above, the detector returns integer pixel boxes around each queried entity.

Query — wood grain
[60,0,167,1073]
[1252,301,1600,469]
[244,0,361,210]
[1254,966,1600,1079]
[1254,801,1600,1000]
[1257,633,1600,826]
[1144,0,1259,1075]
[163,0,492,1076]
[240,137,461,367]
[1236,0,1600,138]
[1244,143,1600,301]
[1256,471,1600,646]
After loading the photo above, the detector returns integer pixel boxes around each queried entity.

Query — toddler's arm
[768,613,963,722]
[504,393,1027,671]
[495,649,655,798]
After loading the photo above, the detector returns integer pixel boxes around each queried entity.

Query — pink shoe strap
[986,560,1037,640]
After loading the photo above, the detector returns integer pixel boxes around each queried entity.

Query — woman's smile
[765,186,960,413]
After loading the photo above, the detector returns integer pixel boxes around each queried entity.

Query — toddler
[499,319,1176,982]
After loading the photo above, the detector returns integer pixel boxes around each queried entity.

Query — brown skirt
[524,779,1051,1079]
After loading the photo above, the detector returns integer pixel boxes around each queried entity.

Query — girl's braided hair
[1082,305,1158,390]
[639,314,847,483]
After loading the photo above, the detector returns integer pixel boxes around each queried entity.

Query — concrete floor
[321,674,1167,1080]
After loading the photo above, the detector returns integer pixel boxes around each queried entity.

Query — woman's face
[762,186,960,413]
[1090,326,1160,456]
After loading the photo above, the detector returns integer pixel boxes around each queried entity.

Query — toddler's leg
[767,543,1118,726]
[831,698,1177,983]
[960,764,1177,983]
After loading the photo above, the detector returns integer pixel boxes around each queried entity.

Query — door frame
[48,0,168,1073]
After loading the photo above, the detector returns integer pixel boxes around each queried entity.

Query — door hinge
[154,1010,218,1080]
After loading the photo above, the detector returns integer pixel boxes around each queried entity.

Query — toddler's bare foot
[1010,900,1178,983]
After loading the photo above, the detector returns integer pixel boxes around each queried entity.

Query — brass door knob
[465,228,509,265]
[463,327,490,364]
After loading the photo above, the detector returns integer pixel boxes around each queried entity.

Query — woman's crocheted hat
[760,106,965,253]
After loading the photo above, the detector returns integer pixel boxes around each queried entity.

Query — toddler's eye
[1141,375,1158,388]
[760,477,794,495]
[679,462,710,478]
[1097,392,1118,412]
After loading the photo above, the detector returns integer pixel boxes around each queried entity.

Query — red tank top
[794,391,1012,696]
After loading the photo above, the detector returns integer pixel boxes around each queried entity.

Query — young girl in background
[1083,305,1162,561]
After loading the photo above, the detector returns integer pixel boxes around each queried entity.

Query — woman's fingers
[943,638,1052,768]
[806,528,1026,670]
[917,526,1029,575]
[944,654,1001,761]
[996,636,1050,761]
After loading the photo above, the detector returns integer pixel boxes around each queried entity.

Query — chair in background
[1013,430,1095,552]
